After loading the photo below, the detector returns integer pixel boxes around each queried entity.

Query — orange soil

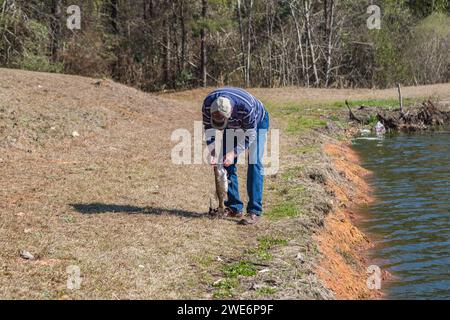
[317,143,381,300]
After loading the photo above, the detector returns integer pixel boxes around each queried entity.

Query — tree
[303,0,320,86]
[50,0,62,62]
[0,0,447,90]
[200,0,207,87]
[323,0,335,87]
[109,0,119,34]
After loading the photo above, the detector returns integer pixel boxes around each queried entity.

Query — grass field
[1,68,449,299]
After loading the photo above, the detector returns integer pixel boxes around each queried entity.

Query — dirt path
[1,68,449,299]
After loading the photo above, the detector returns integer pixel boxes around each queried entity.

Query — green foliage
[367,114,378,126]
[212,278,238,299]
[369,1,415,87]
[256,287,277,296]
[223,261,257,278]
[212,236,286,298]
[287,116,327,133]
[0,9,61,73]
[1,0,448,90]
[264,101,304,115]
[19,19,61,72]
[294,145,319,155]
[20,51,63,73]
[281,166,303,181]
[417,12,450,35]
[335,98,416,109]
[247,236,289,260]
[267,202,299,219]
[407,0,449,18]
[175,69,194,89]
[407,13,450,83]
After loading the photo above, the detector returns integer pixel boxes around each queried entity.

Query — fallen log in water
[346,100,450,132]
[377,101,450,131]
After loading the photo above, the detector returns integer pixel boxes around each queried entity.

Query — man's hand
[223,150,236,167]
[209,150,217,166]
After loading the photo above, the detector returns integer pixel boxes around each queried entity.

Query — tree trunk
[170,2,181,76]
[290,2,306,86]
[265,2,273,87]
[237,0,246,85]
[163,18,171,86]
[143,0,153,20]
[50,0,62,62]
[324,0,335,87]
[180,0,187,70]
[304,0,319,86]
[110,0,119,34]
[245,0,253,87]
[200,0,207,87]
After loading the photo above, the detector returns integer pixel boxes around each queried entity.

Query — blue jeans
[223,112,269,216]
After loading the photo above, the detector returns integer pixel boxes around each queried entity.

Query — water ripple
[352,127,450,300]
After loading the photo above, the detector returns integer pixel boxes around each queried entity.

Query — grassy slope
[1,68,449,299]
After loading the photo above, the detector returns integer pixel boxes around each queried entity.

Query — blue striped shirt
[202,87,266,155]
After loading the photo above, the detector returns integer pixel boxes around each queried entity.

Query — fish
[212,164,228,216]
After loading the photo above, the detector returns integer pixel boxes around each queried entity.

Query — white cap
[210,97,232,129]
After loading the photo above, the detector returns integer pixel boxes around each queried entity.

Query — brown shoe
[239,214,261,225]
[224,207,243,218]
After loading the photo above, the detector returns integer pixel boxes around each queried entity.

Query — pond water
[352,127,450,300]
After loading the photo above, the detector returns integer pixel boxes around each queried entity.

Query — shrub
[407,13,450,84]
[369,1,415,87]
[0,6,61,73]
[62,31,118,77]
[19,20,62,72]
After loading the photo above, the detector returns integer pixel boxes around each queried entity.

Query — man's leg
[246,114,269,216]
[222,131,243,213]
[224,161,244,213]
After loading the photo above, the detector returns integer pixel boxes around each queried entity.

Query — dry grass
[162,83,450,107]
[0,68,255,299]
[2,68,449,299]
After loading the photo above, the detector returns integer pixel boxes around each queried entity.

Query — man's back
[202,87,266,130]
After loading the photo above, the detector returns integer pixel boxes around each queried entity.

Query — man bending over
[202,87,269,225]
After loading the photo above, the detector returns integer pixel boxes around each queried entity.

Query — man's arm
[202,101,216,155]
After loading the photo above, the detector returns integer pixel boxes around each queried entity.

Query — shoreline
[314,102,450,299]
[316,142,381,299]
